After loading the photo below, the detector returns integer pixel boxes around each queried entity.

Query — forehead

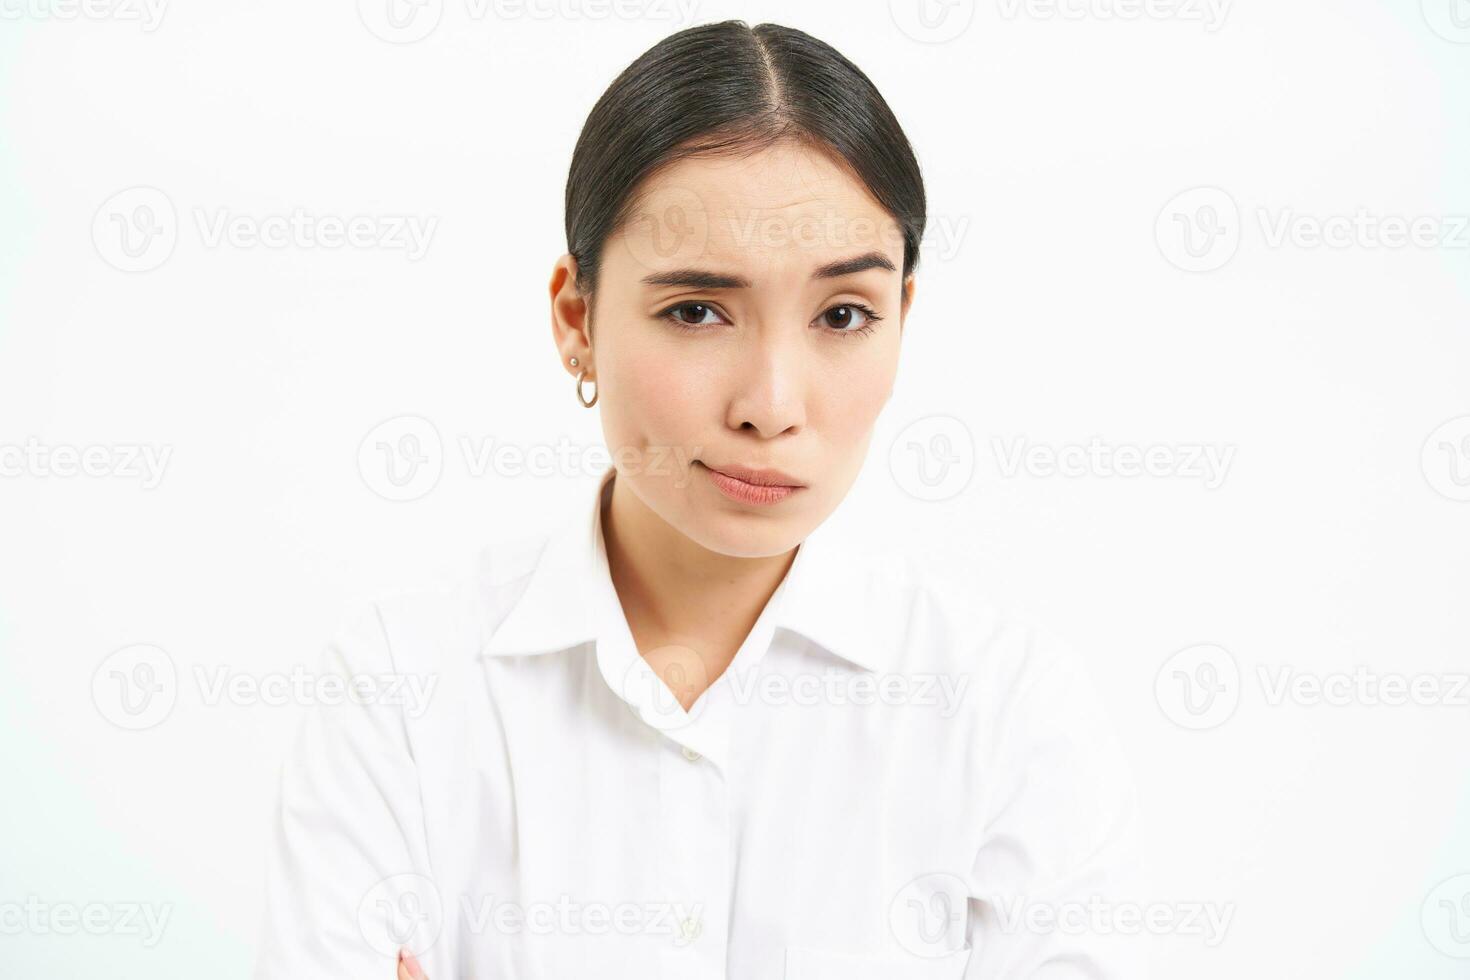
[610,141,905,281]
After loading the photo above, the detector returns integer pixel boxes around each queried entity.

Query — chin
[680,509,808,559]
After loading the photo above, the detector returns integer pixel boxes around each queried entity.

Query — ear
[550,253,593,375]
[899,274,916,330]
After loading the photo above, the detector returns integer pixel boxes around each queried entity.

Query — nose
[724,328,807,439]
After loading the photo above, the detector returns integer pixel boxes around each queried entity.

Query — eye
[656,300,884,335]
[659,302,727,329]
[816,302,882,336]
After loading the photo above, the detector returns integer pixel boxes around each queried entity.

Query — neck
[601,472,797,676]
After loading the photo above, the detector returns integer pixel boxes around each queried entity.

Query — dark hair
[564,20,927,311]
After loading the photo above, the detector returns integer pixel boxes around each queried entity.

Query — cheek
[599,331,710,445]
[812,345,898,440]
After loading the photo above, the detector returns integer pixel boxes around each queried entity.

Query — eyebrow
[640,250,897,290]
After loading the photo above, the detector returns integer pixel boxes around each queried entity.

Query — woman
[257,20,1136,980]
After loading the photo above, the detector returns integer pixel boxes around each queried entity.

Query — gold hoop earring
[576,369,598,408]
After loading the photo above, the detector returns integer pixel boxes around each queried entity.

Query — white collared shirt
[256,466,1138,980]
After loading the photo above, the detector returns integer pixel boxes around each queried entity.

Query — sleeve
[962,623,1143,979]
[253,602,440,980]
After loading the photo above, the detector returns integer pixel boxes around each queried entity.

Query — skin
[551,138,914,712]
[394,141,914,976]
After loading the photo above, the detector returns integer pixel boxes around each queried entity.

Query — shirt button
[681,746,701,762]
[680,915,703,941]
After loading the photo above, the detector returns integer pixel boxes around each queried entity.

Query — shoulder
[330,524,557,676]
[860,547,1082,688]
[889,553,1133,810]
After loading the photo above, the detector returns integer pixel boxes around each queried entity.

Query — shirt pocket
[782,944,972,980]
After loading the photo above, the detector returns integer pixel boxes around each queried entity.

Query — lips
[697,461,806,506]
[699,462,805,488]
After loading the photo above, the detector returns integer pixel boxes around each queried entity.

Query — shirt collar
[479,465,888,673]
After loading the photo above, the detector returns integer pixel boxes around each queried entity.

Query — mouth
[696,461,806,505]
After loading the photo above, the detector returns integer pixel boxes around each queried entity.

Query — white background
[2,0,1468,977]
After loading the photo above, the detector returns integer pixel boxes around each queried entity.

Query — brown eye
[822,305,872,331]
[663,302,722,327]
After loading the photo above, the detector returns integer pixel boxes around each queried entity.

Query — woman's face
[553,140,912,558]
